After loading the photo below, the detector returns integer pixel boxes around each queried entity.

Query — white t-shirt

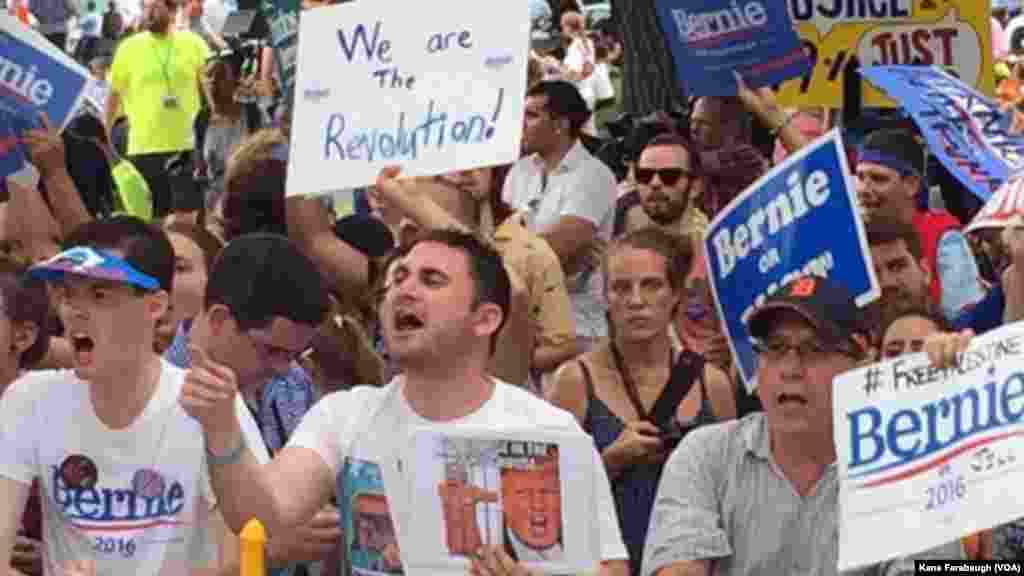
[0,361,216,576]
[502,141,618,340]
[237,394,271,464]
[288,377,628,575]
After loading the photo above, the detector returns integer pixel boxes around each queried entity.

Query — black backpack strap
[649,351,701,429]
[578,360,597,434]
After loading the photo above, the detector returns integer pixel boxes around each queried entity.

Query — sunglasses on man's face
[634,167,692,187]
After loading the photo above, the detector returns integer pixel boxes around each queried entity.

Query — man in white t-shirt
[181,228,630,575]
[503,80,618,349]
[0,216,231,576]
[165,234,339,574]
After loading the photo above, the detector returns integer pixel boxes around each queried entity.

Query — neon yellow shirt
[110,30,210,155]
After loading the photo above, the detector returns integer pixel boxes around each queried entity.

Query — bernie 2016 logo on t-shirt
[0,28,88,124]
[51,454,191,558]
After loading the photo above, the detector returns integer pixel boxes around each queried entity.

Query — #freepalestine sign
[834,321,1024,570]
[286,0,530,197]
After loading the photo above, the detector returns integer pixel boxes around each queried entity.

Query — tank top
[579,349,716,576]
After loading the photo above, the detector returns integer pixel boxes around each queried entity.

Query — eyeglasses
[634,167,693,187]
[752,337,858,364]
[245,330,312,365]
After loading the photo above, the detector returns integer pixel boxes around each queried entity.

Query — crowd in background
[1,0,1024,575]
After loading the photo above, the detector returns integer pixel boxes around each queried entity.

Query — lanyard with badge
[153,33,179,109]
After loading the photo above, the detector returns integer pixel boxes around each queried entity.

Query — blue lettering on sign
[52,468,187,522]
[426,29,473,53]
[847,371,1024,476]
[322,88,504,162]
[336,21,392,64]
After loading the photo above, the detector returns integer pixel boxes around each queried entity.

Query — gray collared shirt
[642,413,963,576]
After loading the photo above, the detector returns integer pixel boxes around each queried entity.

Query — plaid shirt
[163,319,314,453]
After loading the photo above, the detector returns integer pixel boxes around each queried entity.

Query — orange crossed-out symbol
[789,277,817,297]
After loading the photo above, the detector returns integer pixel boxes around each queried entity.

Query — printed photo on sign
[286,0,530,197]
[703,129,879,390]
[832,321,1024,570]
[340,458,403,576]
[775,0,993,108]
[861,65,1024,204]
[402,427,598,575]
[655,0,809,96]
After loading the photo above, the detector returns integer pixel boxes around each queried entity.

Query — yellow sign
[776,0,994,107]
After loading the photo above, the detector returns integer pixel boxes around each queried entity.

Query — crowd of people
[1,0,1024,575]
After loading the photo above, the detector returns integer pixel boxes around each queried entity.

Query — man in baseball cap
[746,275,870,358]
[643,275,963,575]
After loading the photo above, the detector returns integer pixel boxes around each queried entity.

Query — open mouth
[70,333,95,367]
[777,393,808,406]
[529,513,549,535]
[393,310,425,333]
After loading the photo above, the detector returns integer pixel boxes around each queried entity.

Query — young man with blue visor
[0,217,234,575]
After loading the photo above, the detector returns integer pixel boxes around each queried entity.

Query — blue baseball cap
[30,246,160,291]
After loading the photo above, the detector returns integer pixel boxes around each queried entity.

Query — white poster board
[833,321,1024,570]
[401,426,600,575]
[286,0,530,197]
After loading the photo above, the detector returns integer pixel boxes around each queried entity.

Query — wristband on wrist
[206,434,246,467]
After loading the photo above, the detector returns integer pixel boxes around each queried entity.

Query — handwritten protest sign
[965,175,1024,233]
[286,0,529,197]
[402,427,599,575]
[704,129,879,391]
[654,0,810,97]
[862,65,1024,203]
[776,0,994,108]
[833,322,1024,570]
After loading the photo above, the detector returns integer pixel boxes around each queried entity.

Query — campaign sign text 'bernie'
[704,129,879,391]
[655,0,809,97]
[0,15,89,129]
[834,322,1024,570]
[861,65,1024,204]
[286,0,530,197]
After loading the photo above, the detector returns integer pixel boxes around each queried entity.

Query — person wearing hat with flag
[641,275,964,576]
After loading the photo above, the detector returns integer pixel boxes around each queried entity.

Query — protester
[548,227,735,575]
[199,56,256,216]
[854,129,986,321]
[376,166,576,390]
[163,234,338,575]
[504,80,618,351]
[180,228,631,575]
[866,214,932,311]
[642,276,963,575]
[0,217,233,574]
[155,222,223,352]
[0,259,52,576]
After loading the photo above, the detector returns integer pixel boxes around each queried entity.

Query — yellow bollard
[240,519,267,576]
